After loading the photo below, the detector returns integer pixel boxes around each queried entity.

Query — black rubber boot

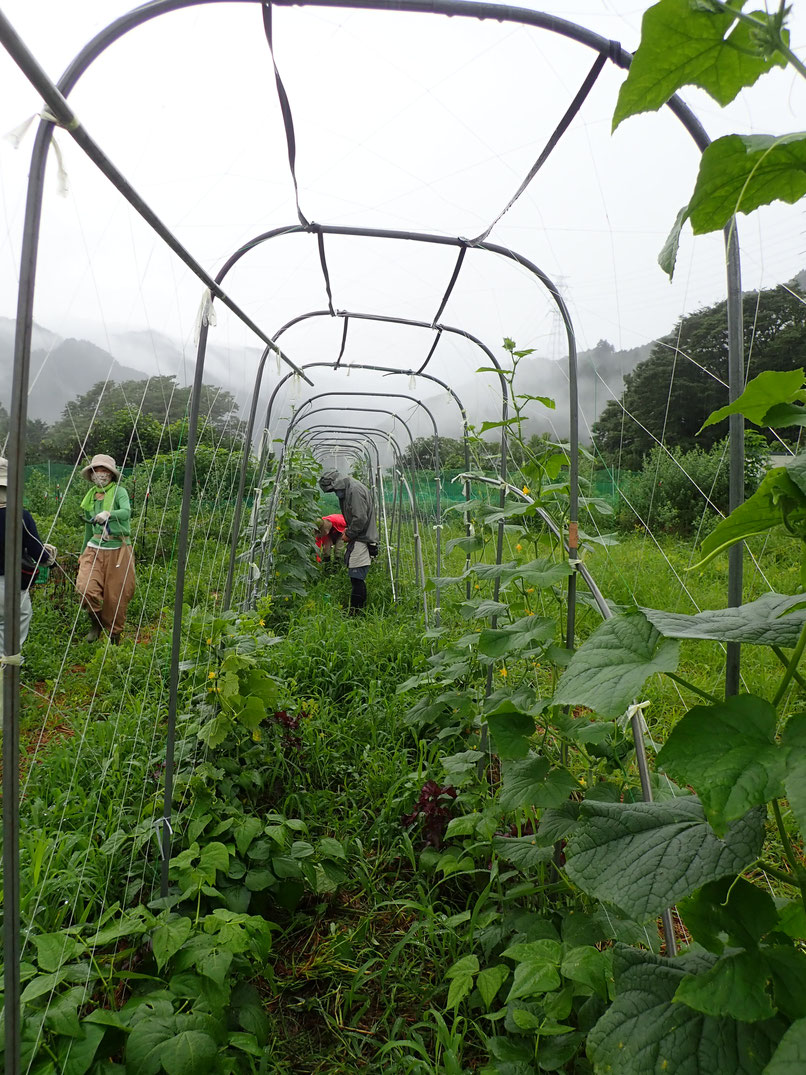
[85,611,102,643]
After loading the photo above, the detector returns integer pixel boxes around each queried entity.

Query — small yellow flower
[526,610,534,616]
[474,583,480,590]
[526,587,534,593]
[516,544,522,551]
[499,667,508,678]
[259,619,265,626]
[522,486,529,496]
[208,671,216,679]
[206,637,213,645]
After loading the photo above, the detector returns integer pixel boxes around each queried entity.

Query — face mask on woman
[92,472,112,489]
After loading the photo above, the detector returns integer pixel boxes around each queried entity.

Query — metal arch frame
[280,389,442,595]
[226,348,486,609]
[222,316,500,611]
[294,427,411,601]
[0,1,751,1048]
[273,402,431,612]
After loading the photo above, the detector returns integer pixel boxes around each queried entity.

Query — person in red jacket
[315,514,346,566]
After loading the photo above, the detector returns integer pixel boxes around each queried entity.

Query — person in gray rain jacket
[318,470,378,614]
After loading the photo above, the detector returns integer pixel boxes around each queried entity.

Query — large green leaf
[661,131,806,278]
[487,709,535,759]
[701,368,806,430]
[500,755,578,811]
[679,877,779,954]
[492,834,554,870]
[553,611,679,718]
[643,593,806,648]
[674,950,775,1022]
[764,1018,806,1073]
[656,696,786,835]
[689,133,806,235]
[565,798,766,919]
[781,714,806,836]
[613,0,786,130]
[587,945,784,1075]
[478,616,554,659]
[695,468,806,568]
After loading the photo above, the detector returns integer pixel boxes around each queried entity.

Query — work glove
[93,510,111,524]
[43,543,57,564]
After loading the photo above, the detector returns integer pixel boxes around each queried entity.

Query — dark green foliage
[593,282,804,470]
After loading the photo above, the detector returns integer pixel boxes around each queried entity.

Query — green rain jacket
[80,483,132,552]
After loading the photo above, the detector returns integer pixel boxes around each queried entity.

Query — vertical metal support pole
[224,346,270,610]
[161,318,210,895]
[393,470,403,594]
[3,110,52,1075]
[433,435,442,628]
[725,219,744,697]
[380,461,395,602]
[566,326,580,650]
[463,426,472,601]
[631,710,677,956]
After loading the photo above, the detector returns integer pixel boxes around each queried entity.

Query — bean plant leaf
[31,932,85,974]
[151,916,193,971]
[674,950,776,1022]
[161,1029,219,1075]
[564,798,766,919]
[553,611,679,718]
[656,695,786,835]
[587,945,784,1075]
[613,0,786,131]
[700,368,806,430]
[764,1018,806,1073]
[643,593,806,647]
[477,964,510,1008]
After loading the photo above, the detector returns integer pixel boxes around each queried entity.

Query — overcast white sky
[1,0,805,440]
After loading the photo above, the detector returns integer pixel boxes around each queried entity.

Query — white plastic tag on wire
[275,352,282,375]
[193,288,217,345]
[409,374,417,390]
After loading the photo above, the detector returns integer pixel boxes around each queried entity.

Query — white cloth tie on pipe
[408,374,417,390]
[6,111,70,196]
[619,700,659,751]
[193,288,217,345]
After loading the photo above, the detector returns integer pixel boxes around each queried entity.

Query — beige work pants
[76,544,136,638]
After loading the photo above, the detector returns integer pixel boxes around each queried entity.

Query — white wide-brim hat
[81,454,120,482]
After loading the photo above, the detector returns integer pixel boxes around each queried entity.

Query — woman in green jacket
[75,454,136,644]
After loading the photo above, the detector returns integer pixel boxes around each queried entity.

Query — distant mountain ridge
[0,319,261,424]
[0,318,150,423]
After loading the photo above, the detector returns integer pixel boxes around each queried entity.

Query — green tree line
[1,375,245,465]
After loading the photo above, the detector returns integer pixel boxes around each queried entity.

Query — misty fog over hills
[0,316,650,444]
